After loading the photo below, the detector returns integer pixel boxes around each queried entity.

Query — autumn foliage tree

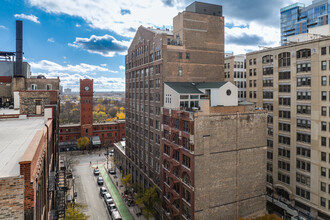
[77,137,89,151]
[135,186,161,220]
[65,203,89,220]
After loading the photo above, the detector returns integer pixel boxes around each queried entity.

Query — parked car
[111,210,122,220]
[97,177,104,186]
[104,193,114,205]
[94,168,100,176]
[109,168,116,175]
[99,187,107,197]
[107,203,117,214]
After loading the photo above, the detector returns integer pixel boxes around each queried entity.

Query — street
[68,151,110,219]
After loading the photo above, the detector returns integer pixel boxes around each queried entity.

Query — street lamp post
[106,143,109,171]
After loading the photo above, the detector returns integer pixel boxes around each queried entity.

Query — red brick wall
[0,176,24,219]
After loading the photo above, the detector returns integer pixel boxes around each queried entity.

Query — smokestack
[15,20,23,77]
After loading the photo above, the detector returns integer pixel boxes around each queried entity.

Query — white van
[111,210,122,220]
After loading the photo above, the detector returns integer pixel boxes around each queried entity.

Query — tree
[109,107,118,118]
[65,203,89,220]
[116,111,125,119]
[121,173,131,188]
[135,186,161,220]
[77,137,89,151]
[94,104,106,112]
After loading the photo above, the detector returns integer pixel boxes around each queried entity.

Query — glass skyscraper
[281,0,330,45]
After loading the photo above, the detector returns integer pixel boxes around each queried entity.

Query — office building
[281,0,330,45]
[246,36,330,219]
[125,1,223,203]
[224,53,247,102]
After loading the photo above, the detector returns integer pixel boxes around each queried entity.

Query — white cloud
[68,34,130,57]
[14,13,40,24]
[47,38,55,43]
[27,0,182,37]
[119,65,125,70]
[101,64,107,67]
[30,60,111,73]
[0,25,7,29]
[75,23,81,27]
[32,71,125,91]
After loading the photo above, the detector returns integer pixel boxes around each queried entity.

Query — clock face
[85,86,89,91]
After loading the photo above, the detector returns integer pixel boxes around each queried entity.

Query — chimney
[15,20,23,77]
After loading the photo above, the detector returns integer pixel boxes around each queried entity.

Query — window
[297,76,311,87]
[278,52,290,67]
[297,132,311,143]
[46,84,52,90]
[322,76,327,85]
[279,148,290,158]
[297,146,311,158]
[279,97,290,106]
[297,63,311,72]
[322,152,327,162]
[278,172,290,184]
[321,167,326,177]
[31,84,37,90]
[296,173,310,186]
[322,106,327,116]
[297,159,311,172]
[182,154,190,168]
[296,186,310,200]
[279,135,290,145]
[297,119,311,129]
[263,67,273,75]
[322,137,327,146]
[322,121,327,131]
[178,52,182,59]
[297,105,311,115]
[279,110,290,119]
[262,55,273,64]
[296,49,311,59]
[279,71,291,80]
[263,91,273,99]
[186,53,190,59]
[322,47,327,55]
[279,122,290,132]
[322,61,327,70]
[297,91,311,100]
[279,85,290,93]
[321,197,326,207]
[178,67,182,76]
[322,91,327,101]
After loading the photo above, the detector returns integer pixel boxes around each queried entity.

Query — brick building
[124,2,224,207]
[59,79,125,150]
[0,102,60,220]
[160,82,267,219]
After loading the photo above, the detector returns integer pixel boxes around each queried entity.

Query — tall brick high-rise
[125,1,224,218]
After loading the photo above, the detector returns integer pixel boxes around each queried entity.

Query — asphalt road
[70,152,110,220]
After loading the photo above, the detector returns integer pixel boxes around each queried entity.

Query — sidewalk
[99,164,134,220]
[100,162,149,220]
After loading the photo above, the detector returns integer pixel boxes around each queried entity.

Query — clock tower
[80,79,93,137]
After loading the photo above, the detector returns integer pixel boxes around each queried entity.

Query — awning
[92,136,101,145]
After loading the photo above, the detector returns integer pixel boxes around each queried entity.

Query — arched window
[296,49,311,59]
[278,52,290,67]
[262,55,273,64]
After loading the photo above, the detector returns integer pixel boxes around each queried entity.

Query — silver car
[104,193,114,205]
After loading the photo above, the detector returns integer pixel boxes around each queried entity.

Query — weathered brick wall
[194,111,267,219]
[19,91,58,115]
[0,176,24,219]
[26,78,60,91]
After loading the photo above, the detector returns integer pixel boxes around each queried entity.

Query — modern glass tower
[281,0,330,45]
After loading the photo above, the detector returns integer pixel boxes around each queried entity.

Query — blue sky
[0,0,311,91]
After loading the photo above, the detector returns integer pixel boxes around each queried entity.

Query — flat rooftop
[0,117,44,178]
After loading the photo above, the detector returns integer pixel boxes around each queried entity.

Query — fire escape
[48,169,67,219]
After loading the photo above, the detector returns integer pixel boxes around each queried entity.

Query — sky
[0,0,312,91]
